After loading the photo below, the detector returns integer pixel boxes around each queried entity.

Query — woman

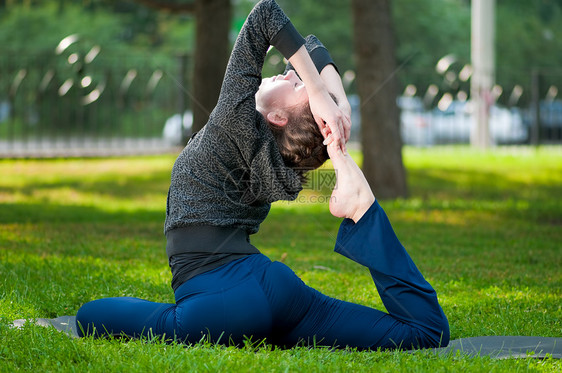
[76,0,449,350]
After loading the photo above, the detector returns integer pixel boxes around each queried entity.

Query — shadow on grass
[0,201,165,224]
[1,253,173,318]
[408,167,562,204]
[0,168,171,201]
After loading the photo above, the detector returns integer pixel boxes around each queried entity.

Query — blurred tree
[1,0,560,139]
[277,0,354,77]
[351,0,407,199]
[280,0,562,106]
[134,0,231,139]
[192,0,231,136]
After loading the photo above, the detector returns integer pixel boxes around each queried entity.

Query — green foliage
[277,0,354,74]
[277,0,562,105]
[0,3,122,53]
[2,0,561,109]
[393,0,471,95]
[0,2,183,139]
[0,147,561,371]
[496,0,562,101]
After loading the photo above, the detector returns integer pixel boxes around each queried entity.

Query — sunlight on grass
[0,156,171,212]
[1,147,561,371]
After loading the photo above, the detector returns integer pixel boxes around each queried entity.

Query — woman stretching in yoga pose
[76,0,449,350]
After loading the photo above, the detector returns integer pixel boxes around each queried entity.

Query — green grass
[1,146,561,372]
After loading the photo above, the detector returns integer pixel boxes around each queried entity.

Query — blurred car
[537,100,562,129]
[522,100,562,142]
[490,106,528,144]
[348,94,362,142]
[430,100,528,145]
[163,110,193,146]
[349,94,434,146]
[398,96,433,146]
[0,100,10,122]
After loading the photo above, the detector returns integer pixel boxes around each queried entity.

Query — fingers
[330,110,350,153]
[309,92,349,153]
[334,113,348,153]
[336,113,345,149]
[319,116,347,153]
[322,127,346,153]
[343,113,351,143]
[336,99,352,143]
[325,138,338,160]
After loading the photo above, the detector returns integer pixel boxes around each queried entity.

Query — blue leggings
[76,201,449,350]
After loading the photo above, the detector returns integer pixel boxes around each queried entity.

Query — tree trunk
[191,0,231,135]
[133,0,231,142]
[351,0,407,199]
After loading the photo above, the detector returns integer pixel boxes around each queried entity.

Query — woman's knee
[412,313,450,349]
[422,307,450,348]
[434,314,450,347]
[75,299,104,337]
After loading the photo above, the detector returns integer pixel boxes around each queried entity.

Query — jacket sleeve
[284,34,339,75]
[209,0,305,128]
[201,0,303,203]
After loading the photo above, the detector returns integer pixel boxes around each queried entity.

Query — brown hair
[267,100,330,183]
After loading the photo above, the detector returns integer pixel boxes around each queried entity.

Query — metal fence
[0,46,188,158]
[391,67,562,147]
[1,49,561,157]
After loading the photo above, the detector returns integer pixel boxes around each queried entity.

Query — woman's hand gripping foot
[327,143,375,223]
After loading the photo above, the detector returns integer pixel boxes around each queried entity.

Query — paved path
[0,137,182,158]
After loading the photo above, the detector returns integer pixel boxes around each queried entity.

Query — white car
[326,95,528,146]
[431,101,528,145]
[0,101,10,122]
[163,111,193,146]
[349,95,434,146]
[398,96,433,146]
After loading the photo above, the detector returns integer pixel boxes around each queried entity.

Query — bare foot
[327,143,375,223]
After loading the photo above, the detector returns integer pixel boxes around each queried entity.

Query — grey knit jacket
[166,0,337,247]
[164,0,336,290]
[166,0,337,237]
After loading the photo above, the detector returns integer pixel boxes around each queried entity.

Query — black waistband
[166,225,260,258]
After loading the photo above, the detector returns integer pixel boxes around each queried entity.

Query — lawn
[0,146,561,372]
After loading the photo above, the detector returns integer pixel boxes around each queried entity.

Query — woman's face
[256,70,309,115]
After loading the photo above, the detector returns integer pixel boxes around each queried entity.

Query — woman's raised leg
[281,144,449,350]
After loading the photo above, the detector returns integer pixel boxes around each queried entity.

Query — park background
[1,0,561,371]
[1,0,562,156]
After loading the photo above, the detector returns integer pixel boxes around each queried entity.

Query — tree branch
[134,0,196,14]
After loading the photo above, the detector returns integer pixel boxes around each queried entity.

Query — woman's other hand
[308,88,350,153]
[320,64,352,145]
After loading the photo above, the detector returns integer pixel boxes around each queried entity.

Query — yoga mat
[11,317,562,359]
[12,316,79,338]
[430,336,562,359]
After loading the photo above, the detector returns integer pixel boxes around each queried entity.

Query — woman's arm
[212,0,347,151]
[284,35,351,145]
[320,64,351,143]
[288,47,350,152]
[212,0,305,126]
